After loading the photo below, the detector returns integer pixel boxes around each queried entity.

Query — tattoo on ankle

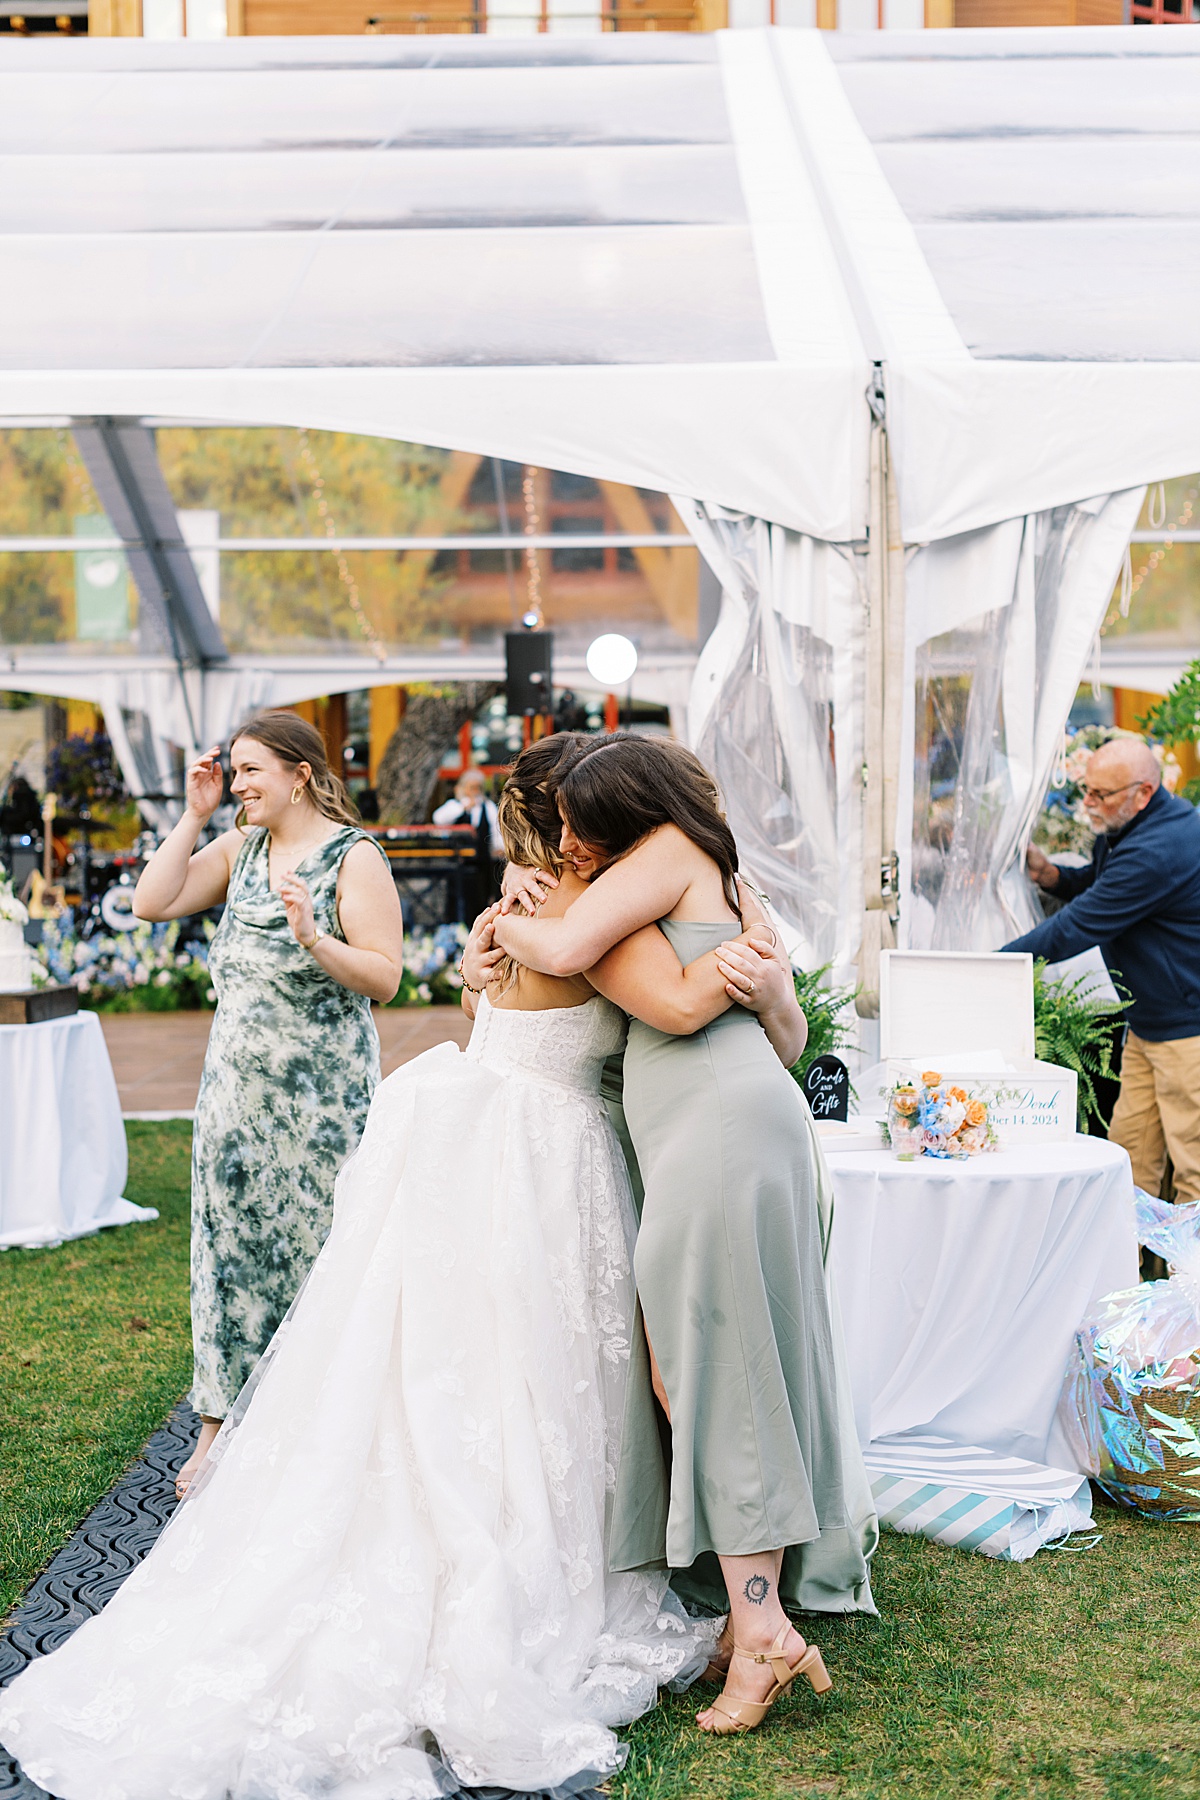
[743,1573,770,1605]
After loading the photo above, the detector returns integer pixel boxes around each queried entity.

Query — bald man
[1003,737,1200,1203]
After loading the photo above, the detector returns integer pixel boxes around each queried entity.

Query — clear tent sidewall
[1,29,1198,1005]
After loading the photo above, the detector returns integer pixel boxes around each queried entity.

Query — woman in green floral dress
[133,711,404,1493]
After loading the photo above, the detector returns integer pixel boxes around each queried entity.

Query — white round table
[0,1010,156,1250]
[824,1137,1138,1470]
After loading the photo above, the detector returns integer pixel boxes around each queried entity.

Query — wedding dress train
[0,994,717,1800]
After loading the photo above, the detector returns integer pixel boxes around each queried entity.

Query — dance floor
[101,1007,475,1118]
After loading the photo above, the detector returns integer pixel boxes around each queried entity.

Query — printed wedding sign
[803,1055,850,1123]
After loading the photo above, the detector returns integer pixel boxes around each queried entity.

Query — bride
[0,747,794,1800]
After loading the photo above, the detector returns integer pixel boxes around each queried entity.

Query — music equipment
[372,824,483,928]
[505,629,553,717]
[24,795,67,918]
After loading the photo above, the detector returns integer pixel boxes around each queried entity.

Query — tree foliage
[0,426,475,653]
[376,683,501,824]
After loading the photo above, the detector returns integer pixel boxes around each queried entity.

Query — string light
[521,465,544,630]
[1099,481,1198,639]
[296,430,388,665]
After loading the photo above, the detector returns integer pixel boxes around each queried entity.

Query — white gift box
[877,950,1078,1143]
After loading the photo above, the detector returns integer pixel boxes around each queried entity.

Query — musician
[432,768,503,912]
[432,768,502,853]
[0,775,41,839]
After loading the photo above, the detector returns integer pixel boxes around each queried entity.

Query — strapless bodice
[466,991,628,1094]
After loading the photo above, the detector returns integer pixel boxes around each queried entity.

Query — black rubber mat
[0,1401,199,1800]
[0,1403,605,1800]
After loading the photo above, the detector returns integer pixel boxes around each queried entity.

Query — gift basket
[1062,1191,1200,1520]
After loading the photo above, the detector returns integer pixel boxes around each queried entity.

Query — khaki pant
[1108,1029,1200,1205]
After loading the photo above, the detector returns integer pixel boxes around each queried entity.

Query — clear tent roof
[0,28,1198,542]
[828,29,1200,365]
[0,37,774,370]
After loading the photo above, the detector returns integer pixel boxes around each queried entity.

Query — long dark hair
[551,734,740,917]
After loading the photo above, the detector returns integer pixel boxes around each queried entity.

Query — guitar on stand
[25,793,68,919]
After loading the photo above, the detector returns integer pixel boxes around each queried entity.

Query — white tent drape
[898,488,1146,953]
[678,497,864,984]
[679,484,1145,987]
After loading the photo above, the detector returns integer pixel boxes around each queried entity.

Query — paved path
[101,1007,474,1118]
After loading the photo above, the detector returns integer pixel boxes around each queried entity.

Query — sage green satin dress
[608,921,877,1617]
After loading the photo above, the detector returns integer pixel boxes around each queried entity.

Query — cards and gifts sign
[802,1055,850,1123]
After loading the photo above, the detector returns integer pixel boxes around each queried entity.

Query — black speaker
[505,630,554,715]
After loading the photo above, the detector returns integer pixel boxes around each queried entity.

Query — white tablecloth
[0,1011,155,1249]
[825,1138,1138,1470]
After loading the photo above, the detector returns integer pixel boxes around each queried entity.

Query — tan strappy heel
[700,1623,832,1736]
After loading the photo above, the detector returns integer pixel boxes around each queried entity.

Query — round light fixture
[586,633,638,688]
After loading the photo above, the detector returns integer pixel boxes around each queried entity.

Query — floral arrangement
[387,923,468,1007]
[1036,726,1179,858]
[0,870,29,927]
[35,915,217,1012]
[887,1071,996,1160]
[32,912,470,1012]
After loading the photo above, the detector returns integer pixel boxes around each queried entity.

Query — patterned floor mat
[0,1403,606,1800]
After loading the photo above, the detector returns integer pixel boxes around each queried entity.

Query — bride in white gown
[0,754,795,1800]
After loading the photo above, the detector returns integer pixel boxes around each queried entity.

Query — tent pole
[856,367,904,1016]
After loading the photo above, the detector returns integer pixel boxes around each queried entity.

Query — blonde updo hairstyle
[229,711,361,832]
[489,733,586,996]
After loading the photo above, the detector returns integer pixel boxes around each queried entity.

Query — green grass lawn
[0,1121,193,1621]
[2,1122,1198,1798]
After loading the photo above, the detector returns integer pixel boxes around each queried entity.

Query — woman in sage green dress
[133,711,404,1494]
[493,733,875,1738]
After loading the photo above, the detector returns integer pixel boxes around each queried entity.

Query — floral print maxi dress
[190,824,386,1417]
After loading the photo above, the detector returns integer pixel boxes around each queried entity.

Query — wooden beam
[595,483,698,639]
[89,0,142,32]
[401,450,483,587]
[369,685,405,783]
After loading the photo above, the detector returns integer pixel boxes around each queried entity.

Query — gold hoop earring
[290,784,304,806]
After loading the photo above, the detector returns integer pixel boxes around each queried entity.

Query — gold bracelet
[457,960,486,995]
[299,927,324,951]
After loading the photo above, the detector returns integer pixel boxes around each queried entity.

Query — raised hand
[279,871,316,947]
[185,746,225,824]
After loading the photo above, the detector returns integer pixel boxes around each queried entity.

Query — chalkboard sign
[803,1054,850,1122]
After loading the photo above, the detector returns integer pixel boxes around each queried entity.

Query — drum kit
[0,761,170,939]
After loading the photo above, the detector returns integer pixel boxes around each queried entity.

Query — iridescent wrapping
[1063,1193,1200,1522]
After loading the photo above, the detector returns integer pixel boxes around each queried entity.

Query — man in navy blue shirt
[1003,737,1200,1204]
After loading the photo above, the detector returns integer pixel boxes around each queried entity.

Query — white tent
[2,26,1198,997]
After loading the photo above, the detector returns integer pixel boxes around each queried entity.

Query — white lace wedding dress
[0,993,717,1800]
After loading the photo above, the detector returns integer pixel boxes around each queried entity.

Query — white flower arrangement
[0,871,29,927]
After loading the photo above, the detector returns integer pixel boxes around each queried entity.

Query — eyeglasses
[1081,781,1147,803]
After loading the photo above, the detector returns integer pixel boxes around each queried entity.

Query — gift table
[825,1137,1138,1471]
[0,1011,156,1250]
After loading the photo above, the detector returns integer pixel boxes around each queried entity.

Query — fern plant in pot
[1032,958,1129,1131]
